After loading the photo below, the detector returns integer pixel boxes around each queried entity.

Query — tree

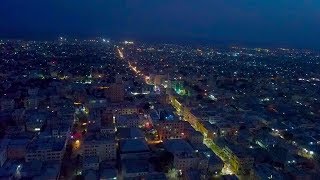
[159,151,174,172]
[167,168,178,179]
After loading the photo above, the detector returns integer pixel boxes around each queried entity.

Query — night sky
[1,0,320,48]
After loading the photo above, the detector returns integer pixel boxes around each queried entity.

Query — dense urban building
[0,38,319,179]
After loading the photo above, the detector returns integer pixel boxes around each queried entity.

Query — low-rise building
[186,129,204,144]
[150,108,186,140]
[121,159,150,179]
[117,127,145,140]
[174,152,199,170]
[100,124,116,135]
[82,133,117,162]
[104,103,138,115]
[51,124,70,139]
[155,120,186,140]
[119,139,150,159]
[25,137,66,162]
[163,139,198,170]
[115,114,145,128]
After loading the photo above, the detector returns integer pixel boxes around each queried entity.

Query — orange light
[145,122,151,129]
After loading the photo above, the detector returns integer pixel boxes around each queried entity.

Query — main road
[116,47,236,176]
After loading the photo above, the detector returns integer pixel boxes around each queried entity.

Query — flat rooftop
[163,139,194,154]
[119,139,149,154]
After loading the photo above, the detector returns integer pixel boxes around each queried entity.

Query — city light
[3,25,320,179]
[117,48,124,59]
[97,86,109,89]
[124,41,134,45]
[310,151,314,155]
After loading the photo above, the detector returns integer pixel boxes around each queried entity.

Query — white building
[82,133,117,162]
[163,139,199,171]
[25,137,66,162]
[174,152,199,170]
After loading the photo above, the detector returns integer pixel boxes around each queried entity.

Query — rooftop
[163,139,194,154]
[27,137,65,152]
[122,159,149,174]
[119,139,149,154]
[117,127,145,140]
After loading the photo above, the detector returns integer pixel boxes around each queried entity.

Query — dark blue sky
[1,0,320,48]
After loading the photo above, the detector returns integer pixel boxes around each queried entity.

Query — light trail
[117,48,124,59]
[117,48,150,84]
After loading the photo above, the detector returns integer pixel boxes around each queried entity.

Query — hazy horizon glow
[1,0,320,48]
